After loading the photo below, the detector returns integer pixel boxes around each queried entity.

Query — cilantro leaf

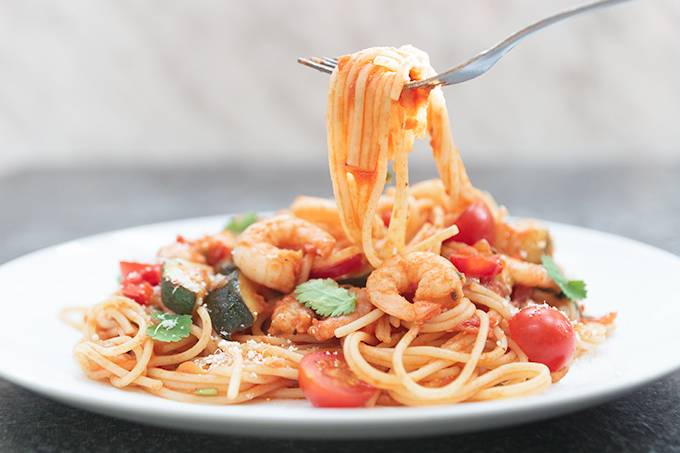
[294,279,356,317]
[541,255,588,301]
[225,212,258,234]
[147,312,193,342]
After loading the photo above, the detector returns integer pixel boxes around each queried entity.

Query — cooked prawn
[290,196,346,241]
[156,231,235,266]
[504,256,559,291]
[268,295,315,336]
[366,251,464,322]
[157,241,206,264]
[232,215,335,293]
[495,220,553,264]
[308,288,374,341]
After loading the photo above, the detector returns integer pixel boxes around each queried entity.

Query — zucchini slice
[337,273,370,288]
[206,271,266,339]
[161,259,212,314]
[216,261,238,276]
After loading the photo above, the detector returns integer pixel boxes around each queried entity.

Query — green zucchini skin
[206,272,255,339]
[337,273,370,288]
[161,281,196,315]
[216,261,238,276]
[161,259,209,315]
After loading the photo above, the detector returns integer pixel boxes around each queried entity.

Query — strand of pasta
[328,46,490,266]
[359,72,397,267]
[392,310,488,400]
[334,308,384,338]
[74,342,162,390]
[405,224,459,254]
[110,339,154,388]
[149,381,289,405]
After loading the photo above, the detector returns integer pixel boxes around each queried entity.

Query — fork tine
[298,57,333,74]
[310,57,337,70]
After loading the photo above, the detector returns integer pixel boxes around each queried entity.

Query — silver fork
[298,0,633,89]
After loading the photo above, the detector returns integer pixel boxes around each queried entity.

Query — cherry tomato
[381,210,392,227]
[121,280,154,305]
[450,202,495,246]
[449,253,503,278]
[206,243,231,266]
[120,261,146,279]
[299,351,378,408]
[120,262,162,286]
[509,305,576,372]
[310,254,364,279]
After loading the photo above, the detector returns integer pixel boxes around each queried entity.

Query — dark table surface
[1,163,679,453]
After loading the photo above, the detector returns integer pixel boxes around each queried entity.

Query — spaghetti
[69,45,615,407]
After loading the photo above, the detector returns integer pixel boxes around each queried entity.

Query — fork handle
[407,0,634,89]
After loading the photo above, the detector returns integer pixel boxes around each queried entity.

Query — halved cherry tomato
[299,351,378,408]
[310,254,364,279]
[121,280,154,305]
[120,261,147,279]
[509,305,576,372]
[120,262,162,286]
[381,210,392,227]
[206,243,231,266]
[449,202,495,246]
[449,253,503,278]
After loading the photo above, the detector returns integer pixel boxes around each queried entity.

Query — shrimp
[232,215,335,293]
[268,295,315,336]
[156,231,235,267]
[157,241,206,264]
[307,288,374,341]
[290,196,346,240]
[495,220,553,264]
[192,231,235,266]
[291,196,387,244]
[504,256,559,291]
[366,251,464,322]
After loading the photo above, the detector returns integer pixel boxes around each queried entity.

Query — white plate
[1,216,679,439]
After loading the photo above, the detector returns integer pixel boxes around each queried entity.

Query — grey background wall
[0,0,677,174]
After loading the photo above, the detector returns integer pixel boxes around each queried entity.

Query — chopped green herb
[194,387,219,396]
[146,312,192,342]
[294,279,356,317]
[541,255,588,301]
[225,212,258,234]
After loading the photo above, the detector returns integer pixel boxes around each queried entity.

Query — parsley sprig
[294,279,356,317]
[541,255,587,301]
[147,312,193,342]
[225,212,258,234]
